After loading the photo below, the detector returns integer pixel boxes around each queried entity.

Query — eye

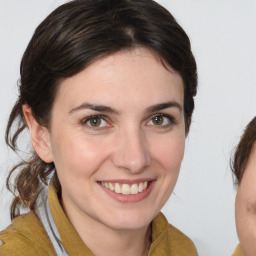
[81,115,109,129]
[147,114,175,127]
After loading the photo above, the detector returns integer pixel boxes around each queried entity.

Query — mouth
[99,181,150,195]
[97,179,155,203]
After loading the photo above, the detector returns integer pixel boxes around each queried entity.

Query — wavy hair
[5,0,198,218]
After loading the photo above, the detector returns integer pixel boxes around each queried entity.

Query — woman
[0,0,198,255]
[232,117,256,256]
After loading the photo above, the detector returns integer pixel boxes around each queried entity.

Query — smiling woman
[0,0,197,255]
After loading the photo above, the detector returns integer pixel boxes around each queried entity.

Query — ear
[22,104,53,163]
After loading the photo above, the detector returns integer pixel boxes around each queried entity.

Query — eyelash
[80,113,176,130]
[147,113,176,128]
[81,115,110,130]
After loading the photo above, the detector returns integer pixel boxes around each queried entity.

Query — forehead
[53,47,184,111]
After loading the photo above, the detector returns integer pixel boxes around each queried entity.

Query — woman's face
[236,144,256,255]
[45,47,185,231]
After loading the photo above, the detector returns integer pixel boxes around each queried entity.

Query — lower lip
[98,181,155,203]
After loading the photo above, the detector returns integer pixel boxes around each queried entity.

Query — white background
[0,1,255,255]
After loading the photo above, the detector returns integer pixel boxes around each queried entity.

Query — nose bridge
[112,125,151,173]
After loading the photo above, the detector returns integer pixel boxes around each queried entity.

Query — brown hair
[5,0,198,218]
[231,117,256,187]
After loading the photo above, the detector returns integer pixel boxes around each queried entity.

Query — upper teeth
[100,181,148,195]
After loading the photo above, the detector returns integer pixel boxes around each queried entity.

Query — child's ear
[22,104,53,163]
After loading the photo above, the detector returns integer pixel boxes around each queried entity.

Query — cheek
[151,133,185,171]
[51,133,110,178]
[151,133,185,209]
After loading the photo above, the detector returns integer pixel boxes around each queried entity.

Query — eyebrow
[145,101,182,113]
[69,101,182,115]
[69,103,120,114]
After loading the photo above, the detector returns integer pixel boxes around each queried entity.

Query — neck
[83,224,151,256]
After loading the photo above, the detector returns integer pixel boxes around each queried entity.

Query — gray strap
[35,187,69,256]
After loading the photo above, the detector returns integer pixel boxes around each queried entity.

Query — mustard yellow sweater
[0,184,197,256]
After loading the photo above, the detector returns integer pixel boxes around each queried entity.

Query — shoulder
[166,223,197,255]
[232,244,244,256]
[150,212,197,256]
[0,211,55,256]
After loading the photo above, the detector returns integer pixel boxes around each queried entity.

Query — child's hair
[231,117,256,187]
[5,0,197,218]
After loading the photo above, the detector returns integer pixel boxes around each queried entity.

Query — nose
[111,128,151,173]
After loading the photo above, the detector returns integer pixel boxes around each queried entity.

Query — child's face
[236,144,256,255]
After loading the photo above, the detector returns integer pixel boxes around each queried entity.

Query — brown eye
[82,115,109,129]
[152,115,164,125]
[89,116,102,127]
[147,114,175,127]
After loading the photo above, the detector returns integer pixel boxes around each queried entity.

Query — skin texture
[23,47,185,256]
[236,144,256,256]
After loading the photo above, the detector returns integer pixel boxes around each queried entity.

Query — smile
[100,181,149,195]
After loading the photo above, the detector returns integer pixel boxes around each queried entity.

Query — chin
[103,209,155,231]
